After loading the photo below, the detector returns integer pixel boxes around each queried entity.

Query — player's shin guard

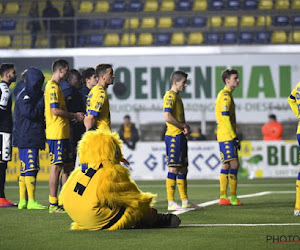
[25,171,37,200]
[177,173,188,201]
[19,174,26,200]
[0,162,7,198]
[229,169,238,196]
[49,195,58,207]
[219,169,229,197]
[295,173,300,210]
[166,172,177,202]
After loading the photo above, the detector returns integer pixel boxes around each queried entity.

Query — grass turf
[1,179,300,249]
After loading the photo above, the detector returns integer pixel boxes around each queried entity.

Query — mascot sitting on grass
[61,130,181,230]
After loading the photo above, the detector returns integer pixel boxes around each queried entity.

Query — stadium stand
[160,0,175,11]
[292,0,300,9]
[193,0,207,11]
[124,18,140,29]
[95,1,110,12]
[158,17,173,28]
[224,16,238,27]
[275,0,290,9]
[104,33,120,46]
[144,0,158,12]
[188,32,204,44]
[137,33,153,45]
[0,35,11,47]
[271,30,287,43]
[240,16,255,27]
[141,17,156,29]
[79,1,93,13]
[121,32,136,45]
[155,33,171,45]
[259,0,273,10]
[4,2,20,15]
[128,0,143,12]
[171,32,185,45]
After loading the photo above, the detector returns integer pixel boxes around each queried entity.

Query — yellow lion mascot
[61,130,180,230]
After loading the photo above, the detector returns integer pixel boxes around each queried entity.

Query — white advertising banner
[122,140,299,180]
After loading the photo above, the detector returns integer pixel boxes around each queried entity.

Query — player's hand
[233,137,241,150]
[121,158,130,165]
[183,123,191,136]
[75,112,85,122]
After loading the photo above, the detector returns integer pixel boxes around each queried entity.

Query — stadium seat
[92,19,106,29]
[256,31,271,43]
[4,2,19,14]
[256,16,271,26]
[0,3,3,14]
[79,1,93,13]
[239,32,254,43]
[89,34,104,46]
[155,33,171,45]
[121,33,136,45]
[223,32,237,44]
[129,0,143,12]
[77,36,86,47]
[243,0,258,10]
[227,0,241,10]
[104,33,120,46]
[95,1,110,12]
[171,32,185,45]
[210,0,224,10]
[0,35,11,47]
[124,18,139,29]
[292,0,300,9]
[137,33,153,45]
[224,16,238,27]
[191,16,206,27]
[177,0,192,11]
[188,32,204,44]
[160,0,175,11]
[205,32,220,44]
[141,17,156,29]
[109,18,124,29]
[273,16,289,26]
[292,16,300,26]
[275,0,290,9]
[240,16,255,27]
[259,0,273,10]
[208,16,222,27]
[158,17,173,28]
[144,0,158,11]
[289,31,300,43]
[193,0,207,11]
[174,17,189,28]
[0,20,16,31]
[77,19,90,30]
[111,0,126,12]
[271,31,287,43]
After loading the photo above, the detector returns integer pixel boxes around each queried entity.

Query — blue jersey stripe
[222,111,229,116]
[50,102,59,108]
[164,108,173,112]
[290,94,296,100]
[89,110,99,116]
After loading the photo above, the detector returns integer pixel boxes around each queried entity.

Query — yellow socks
[49,195,58,207]
[229,169,238,196]
[166,172,177,202]
[219,169,229,197]
[19,176,26,200]
[295,177,300,210]
[25,176,36,200]
[177,174,188,201]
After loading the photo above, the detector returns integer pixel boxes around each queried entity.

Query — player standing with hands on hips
[215,69,242,206]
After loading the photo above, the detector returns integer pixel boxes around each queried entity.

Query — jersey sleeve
[288,84,299,118]
[88,90,105,117]
[0,84,11,110]
[220,93,236,139]
[49,84,60,108]
[163,92,175,113]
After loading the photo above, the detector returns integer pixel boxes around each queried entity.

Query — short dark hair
[82,67,95,81]
[68,69,81,81]
[0,63,15,77]
[95,64,112,78]
[269,114,277,120]
[170,70,188,84]
[124,115,130,120]
[52,59,69,72]
[221,69,239,84]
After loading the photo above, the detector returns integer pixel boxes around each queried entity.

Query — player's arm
[51,107,84,121]
[287,87,299,118]
[0,85,11,111]
[164,112,189,132]
[22,95,44,121]
[84,115,96,131]
[220,96,236,139]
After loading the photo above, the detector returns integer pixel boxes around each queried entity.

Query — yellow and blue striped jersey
[215,86,237,142]
[44,80,70,140]
[86,86,111,132]
[288,81,300,134]
[163,90,185,136]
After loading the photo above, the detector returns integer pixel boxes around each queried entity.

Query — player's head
[52,59,69,79]
[82,67,97,89]
[221,69,239,87]
[170,70,188,93]
[0,63,17,84]
[124,115,131,125]
[95,64,114,87]
[268,114,277,122]
[68,69,82,89]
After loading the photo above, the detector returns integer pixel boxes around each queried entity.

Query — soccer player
[163,70,201,211]
[84,64,113,132]
[215,69,242,206]
[79,67,97,108]
[61,129,181,230]
[288,81,300,216]
[13,67,47,209]
[0,63,17,207]
[44,59,84,213]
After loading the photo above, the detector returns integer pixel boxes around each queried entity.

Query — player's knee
[221,163,230,170]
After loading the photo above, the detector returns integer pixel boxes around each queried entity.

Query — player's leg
[294,134,300,216]
[18,148,27,209]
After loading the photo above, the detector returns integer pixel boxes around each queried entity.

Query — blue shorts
[19,148,39,174]
[219,140,238,163]
[165,133,188,168]
[47,139,73,165]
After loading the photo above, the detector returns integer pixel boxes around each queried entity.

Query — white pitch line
[181,223,300,227]
[172,191,295,215]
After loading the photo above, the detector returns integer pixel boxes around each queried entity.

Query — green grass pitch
[1,179,300,249]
